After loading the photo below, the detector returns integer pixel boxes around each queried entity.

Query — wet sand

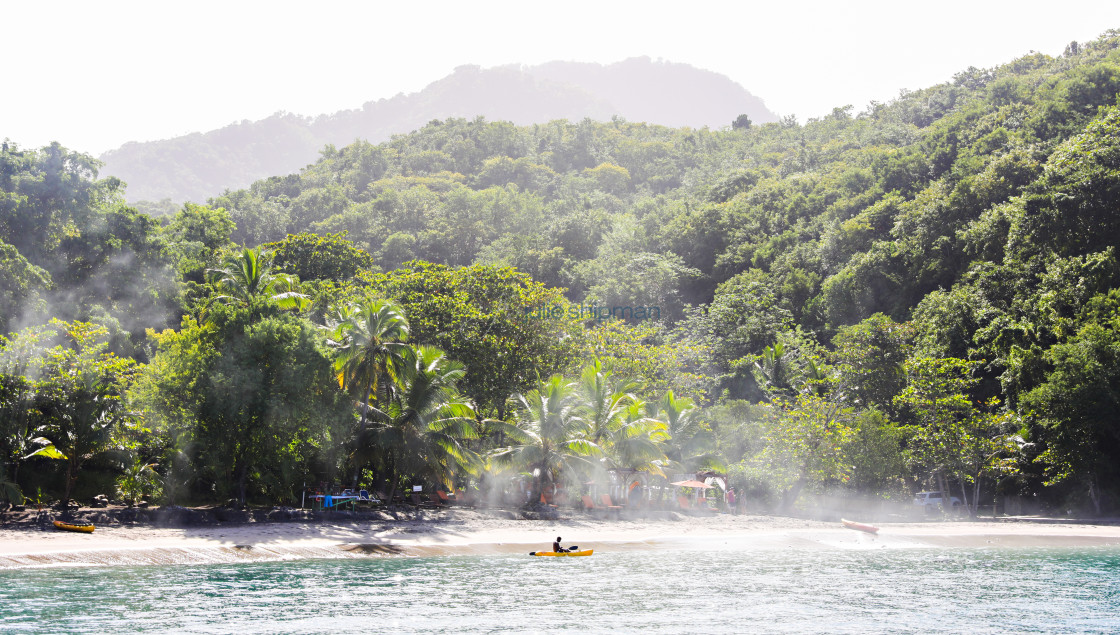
[4,510,1120,569]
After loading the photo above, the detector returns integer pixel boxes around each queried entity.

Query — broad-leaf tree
[758,391,855,511]
[895,356,1018,515]
[358,262,581,420]
[140,305,351,505]
[26,321,139,509]
[265,232,374,282]
[1022,323,1120,514]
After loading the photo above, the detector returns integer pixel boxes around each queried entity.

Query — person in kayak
[552,536,569,553]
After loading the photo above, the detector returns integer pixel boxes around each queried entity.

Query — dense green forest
[3,32,1120,515]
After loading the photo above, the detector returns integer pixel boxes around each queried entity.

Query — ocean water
[2,543,1119,634]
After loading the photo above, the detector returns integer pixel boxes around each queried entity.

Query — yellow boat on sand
[53,520,95,533]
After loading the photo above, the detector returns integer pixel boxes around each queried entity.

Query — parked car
[913,491,962,509]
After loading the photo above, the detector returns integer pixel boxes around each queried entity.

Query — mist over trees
[4,31,1120,515]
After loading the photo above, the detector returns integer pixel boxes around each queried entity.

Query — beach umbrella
[670,479,715,507]
[669,479,713,489]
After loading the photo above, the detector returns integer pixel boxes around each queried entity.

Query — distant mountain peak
[526,57,774,129]
[100,58,776,203]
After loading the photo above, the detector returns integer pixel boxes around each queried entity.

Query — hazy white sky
[5,1,1119,155]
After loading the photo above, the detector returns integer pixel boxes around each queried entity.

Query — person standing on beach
[727,488,736,515]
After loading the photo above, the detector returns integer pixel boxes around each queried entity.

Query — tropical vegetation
[3,32,1120,515]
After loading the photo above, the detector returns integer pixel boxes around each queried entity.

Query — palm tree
[655,390,722,475]
[116,459,161,505]
[326,299,413,426]
[607,401,669,476]
[644,390,723,507]
[753,342,793,397]
[206,247,309,313]
[358,345,481,502]
[492,375,600,503]
[573,359,639,446]
[573,360,667,474]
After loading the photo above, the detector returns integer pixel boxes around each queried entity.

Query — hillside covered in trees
[3,32,1120,516]
[99,58,776,205]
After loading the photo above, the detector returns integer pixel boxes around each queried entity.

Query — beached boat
[529,549,593,557]
[53,520,95,533]
[841,519,879,534]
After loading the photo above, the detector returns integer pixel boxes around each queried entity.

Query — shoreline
[5,510,1120,569]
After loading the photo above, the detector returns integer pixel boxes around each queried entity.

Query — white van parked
[913,491,963,508]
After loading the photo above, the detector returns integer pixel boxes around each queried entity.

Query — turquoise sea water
[2,544,1119,634]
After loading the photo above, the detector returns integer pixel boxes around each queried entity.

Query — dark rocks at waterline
[266,508,305,522]
[0,505,406,529]
[0,504,532,530]
[213,508,252,523]
[519,503,560,521]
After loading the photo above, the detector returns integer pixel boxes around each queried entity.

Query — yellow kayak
[529,549,593,557]
[53,520,95,533]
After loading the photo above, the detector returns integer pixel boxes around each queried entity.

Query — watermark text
[523,304,661,322]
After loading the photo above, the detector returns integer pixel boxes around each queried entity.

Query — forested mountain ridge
[98,58,776,205]
[3,32,1120,515]
[211,32,1120,337]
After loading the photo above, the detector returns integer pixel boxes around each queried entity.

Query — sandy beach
[4,509,1120,569]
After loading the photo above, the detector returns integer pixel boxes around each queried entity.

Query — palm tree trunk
[936,472,949,513]
[362,386,373,425]
[530,463,546,506]
[234,454,248,507]
[61,459,76,512]
[1088,475,1102,516]
[238,470,247,507]
[385,458,398,507]
[957,473,972,517]
[495,403,506,446]
[972,473,982,517]
[780,474,808,512]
